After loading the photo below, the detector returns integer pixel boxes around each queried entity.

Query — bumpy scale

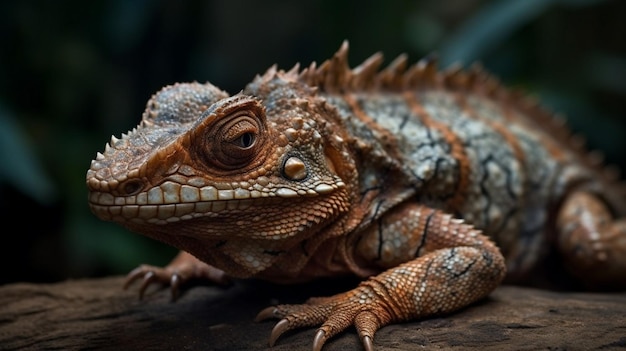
[86,41,626,350]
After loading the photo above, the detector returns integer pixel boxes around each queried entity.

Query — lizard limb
[256,204,506,350]
[557,191,626,289]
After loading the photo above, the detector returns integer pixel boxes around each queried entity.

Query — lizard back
[244,41,625,279]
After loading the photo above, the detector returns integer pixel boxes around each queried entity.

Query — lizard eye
[225,123,257,149]
[233,132,255,148]
[205,110,265,170]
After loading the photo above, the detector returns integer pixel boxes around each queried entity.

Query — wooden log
[1,276,625,350]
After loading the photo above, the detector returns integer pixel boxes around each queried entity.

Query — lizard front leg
[257,203,506,350]
[124,251,231,300]
[557,191,626,289]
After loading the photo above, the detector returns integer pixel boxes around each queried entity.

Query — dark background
[1,0,625,285]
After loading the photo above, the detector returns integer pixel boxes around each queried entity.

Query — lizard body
[86,42,626,350]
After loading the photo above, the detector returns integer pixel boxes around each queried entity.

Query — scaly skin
[86,41,626,350]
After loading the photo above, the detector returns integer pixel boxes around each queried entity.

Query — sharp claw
[269,319,290,347]
[123,267,144,290]
[170,273,180,301]
[362,335,374,351]
[138,271,156,299]
[255,306,278,322]
[312,329,328,351]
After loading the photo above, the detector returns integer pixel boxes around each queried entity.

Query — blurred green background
[1,0,625,284]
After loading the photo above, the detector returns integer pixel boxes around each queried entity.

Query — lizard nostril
[120,179,143,196]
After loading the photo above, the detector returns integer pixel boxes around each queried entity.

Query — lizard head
[86,75,355,278]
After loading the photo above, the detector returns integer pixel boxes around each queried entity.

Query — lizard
[86,41,626,350]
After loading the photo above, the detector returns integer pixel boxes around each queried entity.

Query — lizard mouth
[87,195,273,225]
[88,179,342,225]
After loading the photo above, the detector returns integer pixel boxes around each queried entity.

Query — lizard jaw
[87,178,345,225]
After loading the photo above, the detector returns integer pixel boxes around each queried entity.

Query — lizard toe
[123,252,231,301]
[256,302,332,347]
[257,286,393,350]
[355,311,381,346]
[124,265,182,300]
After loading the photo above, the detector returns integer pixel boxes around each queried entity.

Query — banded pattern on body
[321,89,560,276]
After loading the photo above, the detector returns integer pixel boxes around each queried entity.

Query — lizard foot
[124,251,230,300]
[255,282,396,351]
[255,240,504,350]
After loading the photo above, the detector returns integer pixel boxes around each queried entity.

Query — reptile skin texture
[86,41,626,350]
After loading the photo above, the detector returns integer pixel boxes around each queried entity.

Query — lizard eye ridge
[204,110,265,170]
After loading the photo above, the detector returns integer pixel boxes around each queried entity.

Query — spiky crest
[256,40,625,208]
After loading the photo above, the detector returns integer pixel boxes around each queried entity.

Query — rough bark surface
[1,276,625,350]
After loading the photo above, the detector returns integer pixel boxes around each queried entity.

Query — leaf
[0,104,56,204]
[438,0,608,66]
